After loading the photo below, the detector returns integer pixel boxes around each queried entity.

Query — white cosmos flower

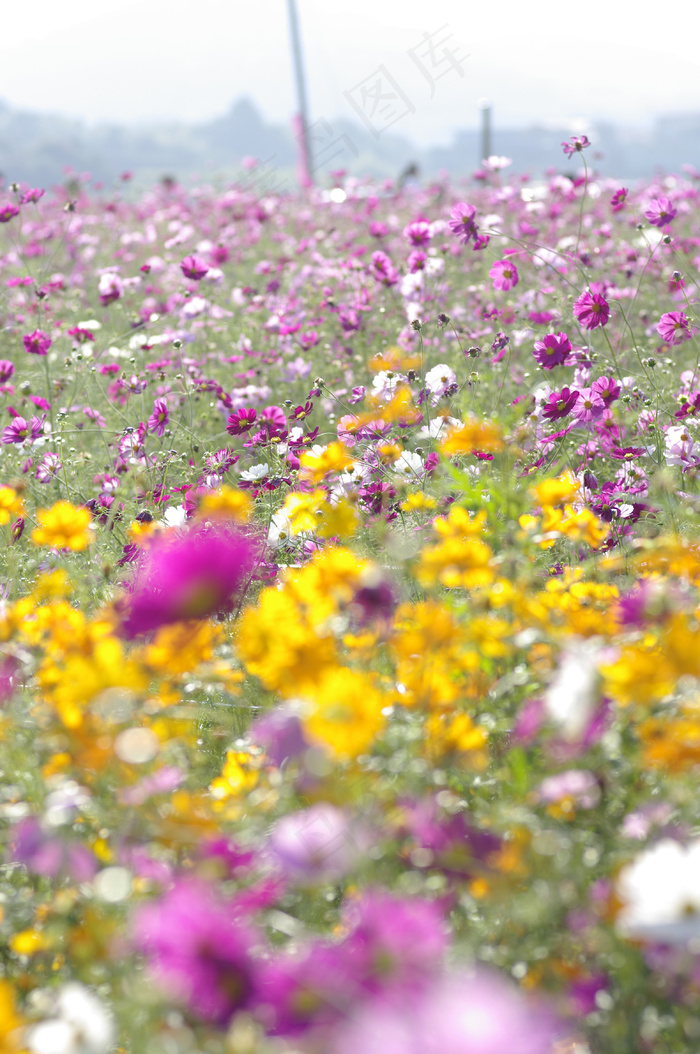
[616,839,700,944]
[28,984,115,1054]
[239,462,269,482]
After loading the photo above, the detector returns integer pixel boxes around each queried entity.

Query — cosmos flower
[573,290,610,330]
[119,523,257,637]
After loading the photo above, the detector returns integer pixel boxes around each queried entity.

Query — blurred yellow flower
[31,501,92,551]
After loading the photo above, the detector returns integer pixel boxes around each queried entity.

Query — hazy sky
[1,0,699,146]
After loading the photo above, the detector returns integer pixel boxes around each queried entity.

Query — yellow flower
[531,471,580,508]
[303,666,386,758]
[299,442,355,483]
[0,979,25,1053]
[417,537,494,589]
[210,750,258,800]
[425,711,489,767]
[31,501,92,551]
[439,416,504,456]
[197,486,253,523]
[400,493,437,513]
[318,498,360,540]
[0,486,24,526]
[279,489,326,533]
[367,346,420,374]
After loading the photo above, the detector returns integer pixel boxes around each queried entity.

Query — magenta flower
[489,259,519,292]
[370,251,399,286]
[0,203,19,223]
[23,329,52,356]
[67,326,95,343]
[447,202,478,244]
[19,187,45,205]
[147,398,170,437]
[645,196,677,228]
[226,407,257,435]
[333,969,561,1054]
[119,523,257,638]
[180,254,209,280]
[268,804,357,883]
[403,220,431,247]
[657,311,694,345]
[561,134,590,156]
[573,387,606,423]
[0,360,14,382]
[98,272,124,304]
[610,187,628,212]
[133,879,260,1026]
[591,375,621,406]
[532,332,572,369]
[11,818,98,882]
[408,250,427,273]
[573,290,610,330]
[2,416,44,445]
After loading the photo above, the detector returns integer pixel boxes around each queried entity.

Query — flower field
[3,141,700,1053]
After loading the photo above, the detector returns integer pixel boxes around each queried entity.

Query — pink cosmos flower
[591,375,621,406]
[119,523,257,638]
[573,290,610,330]
[147,398,170,437]
[98,272,124,305]
[408,250,427,273]
[23,329,52,356]
[644,196,677,228]
[532,332,572,369]
[447,203,478,244]
[180,254,209,280]
[19,187,45,205]
[133,879,260,1026]
[657,311,694,345]
[2,416,44,445]
[489,259,519,291]
[0,360,15,382]
[562,135,590,156]
[0,203,19,223]
[371,251,399,286]
[573,387,606,423]
[610,187,628,212]
[403,221,431,247]
[541,387,579,421]
[226,408,257,435]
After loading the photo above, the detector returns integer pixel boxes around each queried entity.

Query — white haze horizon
[1,0,699,148]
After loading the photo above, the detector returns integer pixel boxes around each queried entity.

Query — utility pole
[287,0,313,186]
[478,98,492,166]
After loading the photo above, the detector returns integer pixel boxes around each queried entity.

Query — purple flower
[180,254,210,280]
[562,134,590,156]
[408,250,427,273]
[98,272,124,304]
[0,360,15,382]
[532,332,572,369]
[645,196,677,228]
[19,187,45,204]
[371,251,399,286]
[2,415,44,445]
[133,879,260,1026]
[333,968,562,1054]
[0,203,19,223]
[226,407,257,435]
[657,311,694,346]
[447,203,478,244]
[573,387,606,423]
[573,290,610,330]
[610,187,628,212]
[403,221,431,247]
[23,329,52,356]
[11,818,98,882]
[489,259,519,292]
[119,523,257,638]
[591,374,621,407]
[147,398,170,437]
[250,706,310,767]
[268,804,357,882]
[35,453,63,483]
